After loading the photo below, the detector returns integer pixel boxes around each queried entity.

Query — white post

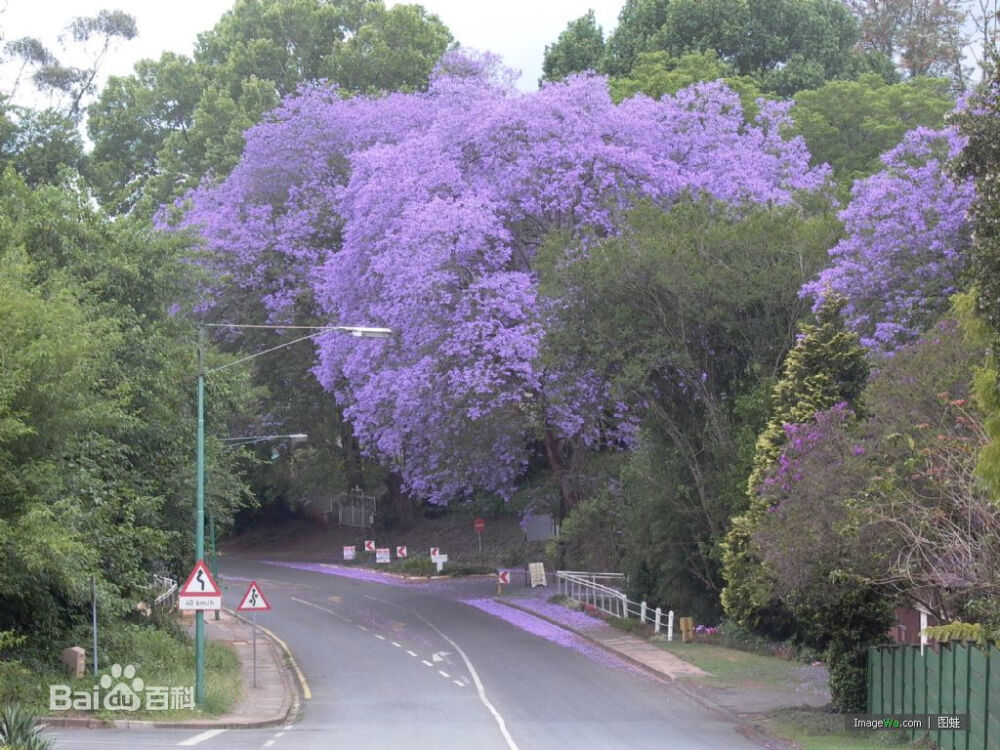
[654,607,662,634]
[640,601,647,624]
[620,593,628,619]
[667,610,674,642]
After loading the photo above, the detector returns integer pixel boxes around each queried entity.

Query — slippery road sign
[237,581,271,612]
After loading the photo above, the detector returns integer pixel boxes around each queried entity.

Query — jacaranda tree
[801,125,975,353]
[177,50,829,508]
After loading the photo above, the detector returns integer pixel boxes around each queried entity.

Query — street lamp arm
[202,332,322,376]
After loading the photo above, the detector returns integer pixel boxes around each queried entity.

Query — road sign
[474,517,485,533]
[237,581,271,612]
[528,562,548,588]
[364,540,375,552]
[178,560,222,610]
[343,545,356,561]
[497,570,510,585]
[376,548,391,564]
[396,546,407,558]
[429,547,439,558]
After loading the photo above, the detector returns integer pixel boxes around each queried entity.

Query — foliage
[722,297,869,631]
[592,0,892,96]
[847,0,969,81]
[179,53,828,514]
[802,126,975,353]
[953,72,1000,335]
[541,10,605,82]
[0,704,52,750]
[922,621,986,645]
[789,74,955,183]
[550,491,624,572]
[543,200,839,617]
[87,0,453,214]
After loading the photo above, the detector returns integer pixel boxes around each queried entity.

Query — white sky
[0,0,624,98]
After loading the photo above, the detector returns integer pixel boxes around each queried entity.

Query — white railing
[556,570,674,640]
[151,575,178,611]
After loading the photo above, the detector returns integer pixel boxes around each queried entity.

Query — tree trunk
[543,429,578,522]
[385,471,415,531]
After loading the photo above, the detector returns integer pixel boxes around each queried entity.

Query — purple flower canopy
[179,49,830,503]
[802,126,975,354]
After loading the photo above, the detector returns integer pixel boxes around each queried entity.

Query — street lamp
[193,324,391,706]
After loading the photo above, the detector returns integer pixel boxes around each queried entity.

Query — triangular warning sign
[237,581,271,611]
[179,559,222,597]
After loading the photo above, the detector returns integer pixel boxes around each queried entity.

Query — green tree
[87,0,453,214]
[721,295,869,632]
[602,0,671,77]
[790,74,954,183]
[540,199,839,617]
[541,10,605,82]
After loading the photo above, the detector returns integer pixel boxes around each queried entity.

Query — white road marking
[438,670,450,678]
[365,595,521,750]
[374,634,386,641]
[406,650,417,657]
[274,732,285,737]
[291,596,352,623]
[357,625,368,631]
[422,659,433,667]
[178,728,228,746]
[454,680,465,687]
[264,741,275,748]
[391,641,402,648]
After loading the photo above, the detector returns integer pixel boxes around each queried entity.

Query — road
[49,558,773,749]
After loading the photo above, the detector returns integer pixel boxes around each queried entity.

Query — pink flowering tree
[178,50,828,507]
[802,126,975,354]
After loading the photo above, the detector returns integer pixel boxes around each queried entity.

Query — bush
[0,704,52,750]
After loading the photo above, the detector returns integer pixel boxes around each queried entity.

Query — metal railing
[151,574,178,611]
[556,570,674,640]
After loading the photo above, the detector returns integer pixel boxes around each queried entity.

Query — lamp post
[193,324,392,706]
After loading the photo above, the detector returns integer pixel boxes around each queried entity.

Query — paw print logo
[101,663,144,712]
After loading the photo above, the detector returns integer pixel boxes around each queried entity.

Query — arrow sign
[178,559,222,610]
[431,651,451,663]
[497,570,510,585]
[237,581,271,612]
[364,540,375,552]
[396,546,407,558]
[429,547,439,558]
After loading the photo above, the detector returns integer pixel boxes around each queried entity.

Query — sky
[0,0,625,100]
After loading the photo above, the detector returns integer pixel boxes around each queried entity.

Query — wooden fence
[869,643,1000,749]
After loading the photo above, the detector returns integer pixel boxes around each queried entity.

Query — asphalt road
[49,558,773,750]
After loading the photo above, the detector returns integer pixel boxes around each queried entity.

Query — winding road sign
[178,560,222,610]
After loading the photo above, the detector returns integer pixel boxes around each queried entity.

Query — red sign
[179,559,222,597]
[396,546,407,558]
[430,547,439,557]
[364,540,375,552]
[237,581,271,612]
[497,570,510,585]
[474,518,485,533]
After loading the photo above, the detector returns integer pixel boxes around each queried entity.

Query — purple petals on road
[260,560,408,587]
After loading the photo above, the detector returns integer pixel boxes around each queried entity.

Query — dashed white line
[357,624,368,632]
[454,680,465,688]
[421,659,433,667]
[438,670,450,678]
[364,594,520,750]
[374,634,386,641]
[178,729,228,746]
[406,650,417,657]
[391,641,402,648]
[291,596,352,623]
[264,741,275,748]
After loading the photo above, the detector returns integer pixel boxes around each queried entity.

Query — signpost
[343,545,356,561]
[430,547,448,573]
[376,548,391,564]
[528,562,548,588]
[395,546,407,558]
[178,560,222,611]
[497,569,510,595]
[474,518,485,560]
[237,581,271,688]
[364,539,375,565]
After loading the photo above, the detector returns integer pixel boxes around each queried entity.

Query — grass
[4,622,242,721]
[755,707,930,750]
[659,641,820,693]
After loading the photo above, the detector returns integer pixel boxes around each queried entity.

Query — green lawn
[758,707,928,750]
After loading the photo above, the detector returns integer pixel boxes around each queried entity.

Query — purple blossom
[176,51,829,503]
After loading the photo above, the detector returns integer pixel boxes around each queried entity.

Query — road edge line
[228,608,312,701]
